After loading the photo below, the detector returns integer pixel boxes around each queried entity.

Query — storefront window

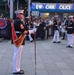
[44,13,49,18]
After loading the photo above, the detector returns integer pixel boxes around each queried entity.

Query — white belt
[15,31,21,33]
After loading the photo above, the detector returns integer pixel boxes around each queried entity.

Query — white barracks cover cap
[69,15,73,18]
[54,15,58,17]
[15,10,24,14]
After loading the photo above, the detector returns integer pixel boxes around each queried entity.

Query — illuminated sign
[45,4,55,9]
[36,3,44,9]
[32,11,39,16]
[31,3,73,10]
[35,3,56,9]
[59,4,72,10]
[31,3,74,12]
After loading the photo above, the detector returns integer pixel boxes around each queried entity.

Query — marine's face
[20,14,24,19]
[69,18,73,21]
[17,13,24,20]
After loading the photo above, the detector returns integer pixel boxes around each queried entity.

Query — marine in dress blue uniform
[53,21,61,43]
[12,10,29,74]
[66,16,74,48]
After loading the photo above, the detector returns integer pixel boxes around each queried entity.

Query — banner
[31,3,74,12]
[0,19,7,29]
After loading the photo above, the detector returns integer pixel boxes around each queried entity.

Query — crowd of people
[0,16,12,41]
[21,14,74,48]
[0,13,74,48]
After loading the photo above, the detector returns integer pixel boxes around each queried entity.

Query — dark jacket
[11,18,26,45]
[66,21,74,34]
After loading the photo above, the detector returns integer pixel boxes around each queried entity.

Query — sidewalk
[0,39,74,75]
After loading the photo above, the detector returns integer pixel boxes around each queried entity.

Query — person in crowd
[66,15,74,48]
[33,19,40,29]
[53,20,61,43]
[36,19,46,40]
[6,18,12,39]
[25,18,33,42]
[1,13,4,18]
[61,17,67,40]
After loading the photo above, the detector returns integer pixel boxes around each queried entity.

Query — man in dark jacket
[36,20,46,39]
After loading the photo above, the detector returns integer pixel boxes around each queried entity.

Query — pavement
[0,38,74,75]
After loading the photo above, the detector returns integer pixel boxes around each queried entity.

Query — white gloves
[29,28,36,34]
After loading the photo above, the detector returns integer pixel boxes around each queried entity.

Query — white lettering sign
[45,5,55,9]
[32,11,39,16]
[59,5,71,10]
[36,4,43,9]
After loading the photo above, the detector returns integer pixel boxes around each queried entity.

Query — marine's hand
[29,28,36,34]
[24,30,29,34]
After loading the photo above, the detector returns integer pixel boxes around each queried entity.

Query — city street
[0,38,74,75]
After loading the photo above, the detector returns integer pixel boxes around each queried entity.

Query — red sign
[0,19,7,29]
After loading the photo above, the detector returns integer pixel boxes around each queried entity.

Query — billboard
[0,19,7,29]
[31,3,74,12]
